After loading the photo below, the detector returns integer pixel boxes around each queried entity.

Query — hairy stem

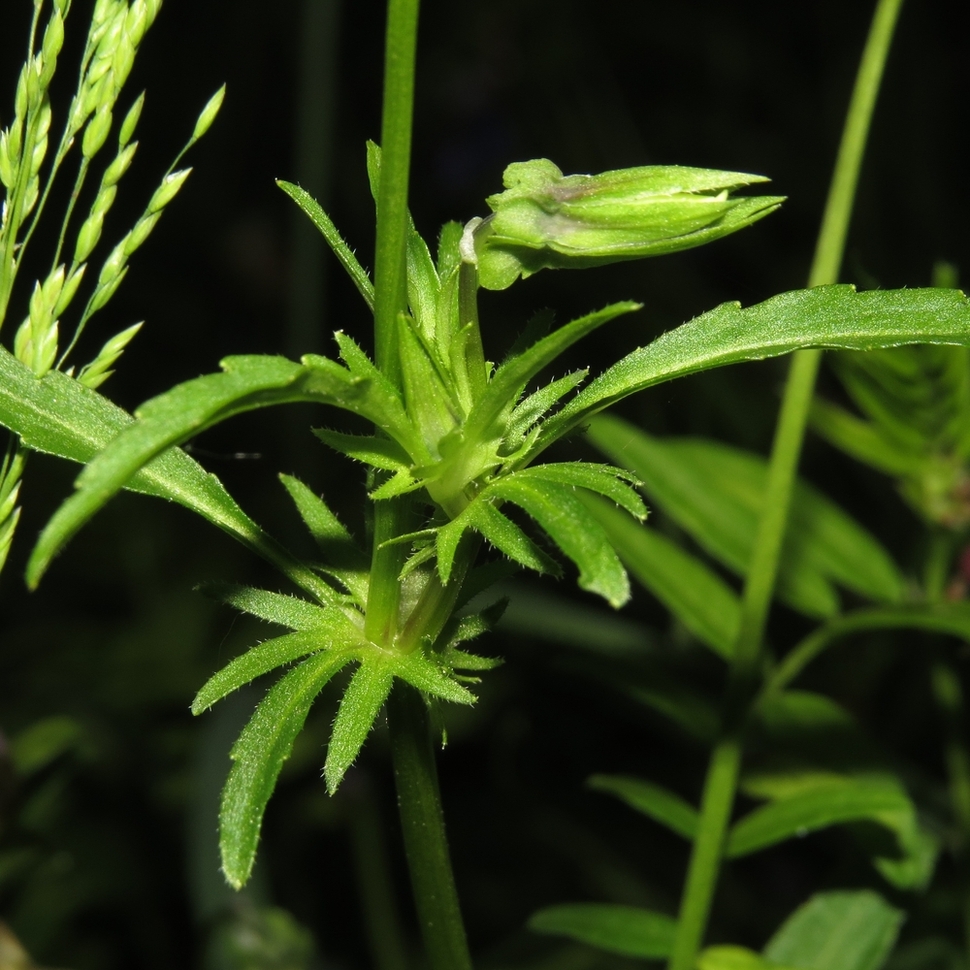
[365,0,421,646]
[388,684,473,970]
[666,1,905,967]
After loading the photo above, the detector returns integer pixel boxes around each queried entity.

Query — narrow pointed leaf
[464,301,640,441]
[220,651,352,888]
[0,347,331,601]
[588,774,699,840]
[589,414,905,616]
[535,286,970,454]
[529,904,676,959]
[437,499,558,584]
[199,582,336,630]
[581,493,739,657]
[517,462,646,519]
[276,180,374,309]
[764,890,904,970]
[193,629,357,714]
[507,370,588,439]
[392,651,476,705]
[325,662,394,793]
[279,473,367,568]
[726,778,915,858]
[489,475,630,606]
[313,428,413,472]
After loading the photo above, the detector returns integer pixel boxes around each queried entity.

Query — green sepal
[475,158,782,290]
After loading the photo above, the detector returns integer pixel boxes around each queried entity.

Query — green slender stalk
[365,0,421,647]
[362,1,473,964]
[665,2,905,967]
[388,684,473,970]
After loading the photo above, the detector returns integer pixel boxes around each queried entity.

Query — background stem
[665,1,905,966]
[388,684,473,970]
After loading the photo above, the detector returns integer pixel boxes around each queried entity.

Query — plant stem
[388,684,473,970]
[365,0,421,646]
[666,1,905,967]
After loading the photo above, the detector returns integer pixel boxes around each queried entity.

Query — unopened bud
[99,237,129,285]
[473,159,785,290]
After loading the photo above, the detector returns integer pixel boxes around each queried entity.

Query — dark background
[1,0,968,967]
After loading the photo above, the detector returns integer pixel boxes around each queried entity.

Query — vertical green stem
[364,2,473,965]
[365,0,421,647]
[388,684,473,970]
[666,2,905,967]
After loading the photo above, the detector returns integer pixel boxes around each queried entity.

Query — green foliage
[763,891,904,970]
[528,903,677,959]
[2,2,969,969]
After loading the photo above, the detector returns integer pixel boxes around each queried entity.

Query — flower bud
[472,159,784,290]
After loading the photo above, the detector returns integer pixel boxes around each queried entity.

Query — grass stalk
[665,1,905,966]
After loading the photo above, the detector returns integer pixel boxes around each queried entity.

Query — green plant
[2,0,970,968]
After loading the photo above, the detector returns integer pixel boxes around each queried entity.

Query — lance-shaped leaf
[438,499,559,585]
[25,349,426,586]
[0,347,331,601]
[463,301,640,445]
[529,903,677,959]
[580,493,740,656]
[198,582,339,631]
[763,890,904,970]
[588,414,904,617]
[493,475,630,606]
[588,774,699,841]
[390,649,478,704]
[193,623,360,714]
[220,650,353,888]
[726,776,915,858]
[278,473,366,568]
[324,662,395,793]
[532,286,970,457]
[506,370,588,441]
[276,180,374,310]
